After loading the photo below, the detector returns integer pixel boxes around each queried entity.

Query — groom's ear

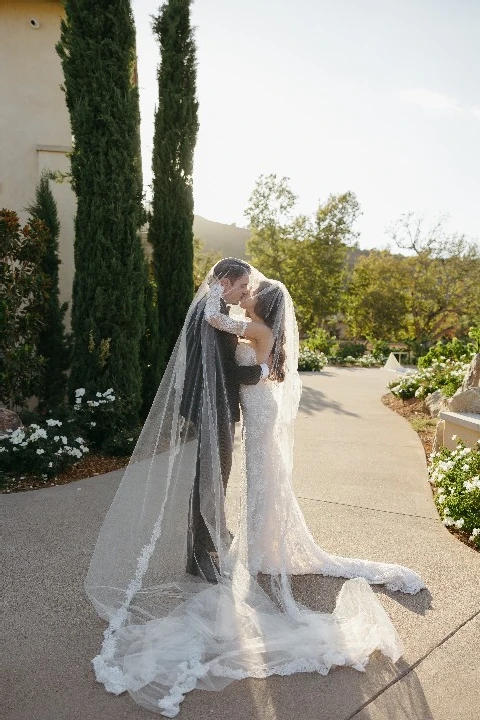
[220,277,232,292]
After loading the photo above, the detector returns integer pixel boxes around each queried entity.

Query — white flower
[30,428,47,441]
[469,528,480,540]
[30,424,40,430]
[74,437,85,444]
[80,445,89,453]
[0,447,5,453]
[451,435,458,441]
[61,436,67,444]
[75,388,86,397]
[48,462,53,468]
[127,438,133,442]
[36,448,45,455]
[46,419,62,427]
[443,517,454,527]
[462,464,470,471]
[104,388,114,396]
[96,392,102,397]
[56,449,63,455]
[54,436,60,442]
[464,477,480,492]
[90,422,96,427]
[75,398,82,405]
[454,518,465,529]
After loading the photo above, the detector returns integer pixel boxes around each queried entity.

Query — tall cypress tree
[57,1,145,420]
[26,174,70,411]
[150,0,199,379]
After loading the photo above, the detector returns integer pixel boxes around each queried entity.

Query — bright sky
[132,0,480,250]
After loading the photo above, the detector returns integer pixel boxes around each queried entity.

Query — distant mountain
[193,215,251,260]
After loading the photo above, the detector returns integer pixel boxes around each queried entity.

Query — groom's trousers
[186,416,234,571]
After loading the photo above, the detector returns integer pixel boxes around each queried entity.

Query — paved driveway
[3,368,479,720]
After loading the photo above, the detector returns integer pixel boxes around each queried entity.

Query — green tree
[0,210,48,409]
[26,174,70,410]
[149,0,199,379]
[291,192,360,330]
[57,0,146,421]
[344,250,410,341]
[390,213,480,342]
[246,176,360,331]
[139,256,161,419]
[193,237,222,291]
[245,174,301,286]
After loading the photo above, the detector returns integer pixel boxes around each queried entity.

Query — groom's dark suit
[180,296,262,579]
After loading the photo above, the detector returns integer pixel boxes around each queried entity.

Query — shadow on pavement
[299,385,359,417]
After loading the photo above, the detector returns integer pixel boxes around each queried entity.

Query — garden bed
[381,392,479,551]
[1,454,129,493]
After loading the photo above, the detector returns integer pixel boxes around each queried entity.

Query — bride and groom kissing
[85,257,425,717]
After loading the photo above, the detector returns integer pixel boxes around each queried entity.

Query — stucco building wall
[0,1,75,327]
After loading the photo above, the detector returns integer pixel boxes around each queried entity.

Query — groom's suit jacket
[180,296,262,427]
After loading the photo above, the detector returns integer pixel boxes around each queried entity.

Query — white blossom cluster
[74,387,116,409]
[389,360,470,400]
[0,424,89,458]
[429,439,480,546]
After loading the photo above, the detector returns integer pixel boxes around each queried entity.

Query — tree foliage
[149,0,199,379]
[389,213,480,342]
[57,0,146,421]
[193,237,222,291]
[245,175,360,331]
[0,210,48,409]
[345,214,480,343]
[26,174,70,410]
[344,250,410,341]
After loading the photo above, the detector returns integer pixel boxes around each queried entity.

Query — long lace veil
[85,262,403,718]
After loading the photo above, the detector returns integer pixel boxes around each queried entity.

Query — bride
[208,275,425,589]
[85,262,424,718]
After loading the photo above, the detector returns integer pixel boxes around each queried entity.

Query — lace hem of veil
[91,577,403,718]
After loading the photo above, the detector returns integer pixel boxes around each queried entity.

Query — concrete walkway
[3,368,480,720]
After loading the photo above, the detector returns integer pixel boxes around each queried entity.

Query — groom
[182,258,269,582]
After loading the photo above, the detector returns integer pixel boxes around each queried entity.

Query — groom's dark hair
[212,258,250,282]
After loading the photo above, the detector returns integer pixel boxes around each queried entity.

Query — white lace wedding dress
[232,340,425,594]
[86,274,424,718]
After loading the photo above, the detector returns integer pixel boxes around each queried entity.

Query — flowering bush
[353,353,382,367]
[388,360,469,400]
[0,386,140,488]
[417,338,475,370]
[329,353,383,367]
[71,387,139,453]
[302,329,339,356]
[0,421,89,486]
[429,439,480,549]
[298,348,327,371]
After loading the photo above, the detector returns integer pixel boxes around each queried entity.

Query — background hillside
[193,216,250,259]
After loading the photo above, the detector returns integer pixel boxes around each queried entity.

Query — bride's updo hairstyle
[254,280,286,382]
